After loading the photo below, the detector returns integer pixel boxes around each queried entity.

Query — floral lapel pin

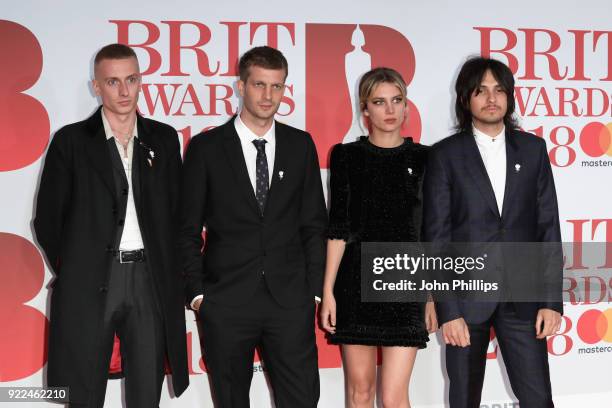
[514,163,521,173]
[139,140,155,167]
[407,167,413,175]
[279,170,284,180]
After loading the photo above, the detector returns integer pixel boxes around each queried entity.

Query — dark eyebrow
[371,94,403,100]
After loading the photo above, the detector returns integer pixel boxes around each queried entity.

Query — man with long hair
[423,57,562,407]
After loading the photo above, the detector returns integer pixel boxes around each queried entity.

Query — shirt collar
[101,107,138,141]
[234,112,275,144]
[473,124,505,146]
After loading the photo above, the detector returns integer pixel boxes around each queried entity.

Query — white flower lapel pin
[139,141,155,167]
[515,163,521,173]
[279,170,284,180]
[407,167,413,175]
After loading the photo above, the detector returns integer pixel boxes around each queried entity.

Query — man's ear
[237,79,245,98]
[92,79,101,97]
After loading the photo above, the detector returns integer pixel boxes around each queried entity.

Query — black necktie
[252,139,269,213]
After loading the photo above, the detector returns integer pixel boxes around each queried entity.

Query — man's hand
[442,317,470,347]
[535,308,561,339]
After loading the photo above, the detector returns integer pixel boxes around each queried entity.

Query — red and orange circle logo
[576,308,612,344]
[580,122,612,158]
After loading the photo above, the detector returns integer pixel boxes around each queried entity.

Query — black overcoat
[34,107,189,403]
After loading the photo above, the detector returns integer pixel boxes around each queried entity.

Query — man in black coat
[423,57,563,407]
[180,46,327,407]
[34,44,188,407]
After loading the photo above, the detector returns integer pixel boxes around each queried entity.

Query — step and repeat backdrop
[1,1,611,406]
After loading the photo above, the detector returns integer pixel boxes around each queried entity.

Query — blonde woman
[320,67,437,408]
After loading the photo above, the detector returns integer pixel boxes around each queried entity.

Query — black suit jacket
[423,129,563,324]
[34,107,188,402]
[180,118,327,308]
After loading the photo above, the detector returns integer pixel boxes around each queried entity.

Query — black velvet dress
[327,136,429,347]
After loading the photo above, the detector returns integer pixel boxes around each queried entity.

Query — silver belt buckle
[119,250,133,264]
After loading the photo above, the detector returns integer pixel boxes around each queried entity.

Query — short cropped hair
[454,56,518,132]
[94,43,137,67]
[358,67,407,112]
[238,46,288,82]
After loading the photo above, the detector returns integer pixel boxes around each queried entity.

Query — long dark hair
[454,56,519,133]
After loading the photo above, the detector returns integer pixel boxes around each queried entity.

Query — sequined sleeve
[327,143,350,240]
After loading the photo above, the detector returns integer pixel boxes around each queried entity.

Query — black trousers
[80,260,165,408]
[446,303,554,408]
[200,278,319,408]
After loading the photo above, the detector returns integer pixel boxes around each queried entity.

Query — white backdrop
[1,1,611,406]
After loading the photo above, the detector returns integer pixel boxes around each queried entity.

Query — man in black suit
[423,57,563,407]
[34,44,188,407]
[180,46,327,407]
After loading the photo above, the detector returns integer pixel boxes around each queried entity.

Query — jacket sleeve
[33,130,73,274]
[299,134,328,299]
[179,135,207,303]
[535,138,563,315]
[422,143,461,324]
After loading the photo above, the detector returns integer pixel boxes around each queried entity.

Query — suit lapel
[265,122,288,214]
[501,130,521,220]
[222,121,261,215]
[84,109,116,198]
[462,131,501,218]
[133,115,157,211]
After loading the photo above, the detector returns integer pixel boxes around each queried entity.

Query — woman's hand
[425,301,438,333]
[320,294,337,334]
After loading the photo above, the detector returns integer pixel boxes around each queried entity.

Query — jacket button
[99,286,108,293]
[122,188,128,195]
[118,219,125,226]
[105,245,113,253]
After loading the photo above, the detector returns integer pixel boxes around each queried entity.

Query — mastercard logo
[576,308,612,344]
[579,122,612,157]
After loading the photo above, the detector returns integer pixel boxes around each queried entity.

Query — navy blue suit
[423,129,562,407]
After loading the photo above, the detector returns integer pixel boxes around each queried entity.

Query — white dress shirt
[473,125,506,215]
[101,108,144,250]
[234,113,276,190]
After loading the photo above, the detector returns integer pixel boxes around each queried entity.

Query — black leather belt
[115,249,145,263]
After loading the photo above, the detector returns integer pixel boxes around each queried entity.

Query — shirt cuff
[190,295,204,310]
